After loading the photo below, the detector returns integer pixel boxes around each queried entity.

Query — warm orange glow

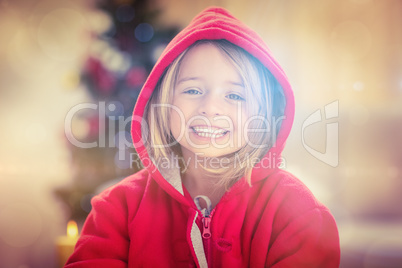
[67,220,78,239]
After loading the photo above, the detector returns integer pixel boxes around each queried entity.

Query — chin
[191,149,238,159]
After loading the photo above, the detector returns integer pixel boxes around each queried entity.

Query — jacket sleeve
[64,189,130,268]
[266,207,340,268]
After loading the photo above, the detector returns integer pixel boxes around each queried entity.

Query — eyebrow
[177,77,200,84]
[229,81,244,87]
[177,76,244,87]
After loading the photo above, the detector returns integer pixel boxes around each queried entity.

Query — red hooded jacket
[65,6,340,268]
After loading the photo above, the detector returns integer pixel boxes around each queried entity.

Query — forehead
[177,43,243,86]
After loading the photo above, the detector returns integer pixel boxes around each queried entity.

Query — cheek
[170,111,180,130]
[237,111,250,145]
[169,108,186,140]
[235,110,249,130]
[172,99,190,117]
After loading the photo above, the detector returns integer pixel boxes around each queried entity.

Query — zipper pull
[202,217,211,239]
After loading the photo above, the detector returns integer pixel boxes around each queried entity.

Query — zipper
[201,209,215,267]
[201,207,215,239]
[194,195,215,267]
[202,216,211,239]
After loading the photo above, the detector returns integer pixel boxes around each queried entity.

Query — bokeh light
[353,81,365,91]
[134,23,154,42]
[152,43,167,63]
[87,10,113,34]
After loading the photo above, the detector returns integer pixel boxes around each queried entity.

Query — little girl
[66,7,340,268]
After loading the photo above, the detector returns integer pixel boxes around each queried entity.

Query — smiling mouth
[190,126,229,138]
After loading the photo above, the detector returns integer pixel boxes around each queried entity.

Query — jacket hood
[131,6,295,201]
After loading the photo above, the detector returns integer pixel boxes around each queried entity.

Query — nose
[198,93,224,116]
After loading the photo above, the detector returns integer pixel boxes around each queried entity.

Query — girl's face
[170,43,250,158]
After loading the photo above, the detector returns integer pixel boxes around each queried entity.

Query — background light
[134,23,154,42]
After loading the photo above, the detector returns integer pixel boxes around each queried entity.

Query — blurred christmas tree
[55,0,178,224]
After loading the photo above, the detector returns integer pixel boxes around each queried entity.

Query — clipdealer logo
[64,100,339,168]
[301,100,339,167]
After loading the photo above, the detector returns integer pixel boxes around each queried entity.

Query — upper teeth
[192,127,227,134]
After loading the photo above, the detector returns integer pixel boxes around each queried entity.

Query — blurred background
[0,0,401,267]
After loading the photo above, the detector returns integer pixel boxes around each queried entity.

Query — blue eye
[227,93,245,101]
[184,89,201,95]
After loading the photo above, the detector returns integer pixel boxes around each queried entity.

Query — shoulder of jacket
[260,168,328,211]
[96,168,150,201]
[249,169,337,232]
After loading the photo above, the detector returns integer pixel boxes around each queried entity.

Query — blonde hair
[143,39,285,188]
